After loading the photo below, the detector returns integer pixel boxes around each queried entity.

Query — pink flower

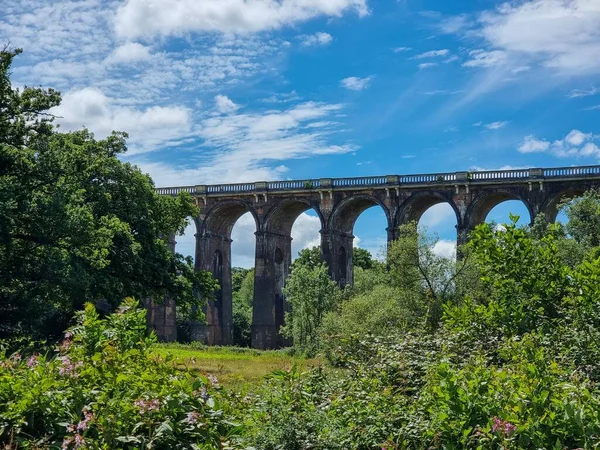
[58,357,84,378]
[184,410,201,425]
[492,416,517,436]
[134,398,160,414]
[27,354,39,368]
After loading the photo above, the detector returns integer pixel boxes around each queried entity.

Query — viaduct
[147,165,600,349]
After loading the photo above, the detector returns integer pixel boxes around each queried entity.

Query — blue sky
[3,0,600,266]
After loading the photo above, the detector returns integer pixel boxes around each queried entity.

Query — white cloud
[262,91,302,103]
[414,49,450,59]
[485,121,509,130]
[463,49,507,68]
[471,0,600,73]
[300,32,333,47]
[114,0,369,39]
[584,104,600,111]
[432,240,456,259]
[518,129,600,158]
[420,203,456,229]
[215,94,240,114]
[392,46,411,53]
[565,129,590,146]
[568,87,599,98]
[106,42,152,64]
[50,87,192,153]
[418,63,437,70]
[340,76,373,91]
[518,135,551,153]
[133,100,355,186]
[473,120,509,130]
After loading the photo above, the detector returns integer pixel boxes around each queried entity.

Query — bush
[0,299,241,449]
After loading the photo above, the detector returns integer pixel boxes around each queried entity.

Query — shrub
[0,299,241,449]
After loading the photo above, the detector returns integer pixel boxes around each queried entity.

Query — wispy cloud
[340,76,374,91]
[392,46,411,53]
[299,32,333,47]
[418,63,437,70]
[414,49,450,59]
[568,87,600,98]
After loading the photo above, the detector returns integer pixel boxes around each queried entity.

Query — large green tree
[0,48,214,338]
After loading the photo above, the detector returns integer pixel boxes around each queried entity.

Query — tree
[281,263,340,355]
[0,48,215,339]
[386,222,473,329]
[232,268,254,346]
[560,189,600,248]
[292,245,378,272]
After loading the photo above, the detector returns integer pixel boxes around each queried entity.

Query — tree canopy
[0,48,214,338]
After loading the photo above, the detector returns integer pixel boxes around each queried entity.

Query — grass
[152,343,322,391]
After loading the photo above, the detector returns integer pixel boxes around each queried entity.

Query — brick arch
[465,190,534,229]
[328,194,393,235]
[200,200,259,238]
[540,188,590,223]
[396,191,461,227]
[263,198,325,235]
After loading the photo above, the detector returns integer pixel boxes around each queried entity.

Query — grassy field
[152,343,322,391]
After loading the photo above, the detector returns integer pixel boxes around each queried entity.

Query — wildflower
[58,357,84,378]
[11,353,21,363]
[27,354,39,368]
[207,374,220,388]
[184,410,201,425]
[77,408,94,431]
[134,398,160,414]
[193,386,209,401]
[492,416,517,436]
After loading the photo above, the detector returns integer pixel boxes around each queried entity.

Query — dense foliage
[0,48,214,339]
[238,201,600,449]
[0,299,240,449]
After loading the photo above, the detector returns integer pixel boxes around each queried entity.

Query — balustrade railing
[207,183,255,193]
[333,176,388,186]
[470,169,529,180]
[155,165,600,195]
[268,180,321,190]
[543,166,600,178]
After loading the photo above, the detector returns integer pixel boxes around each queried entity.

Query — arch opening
[468,192,533,229]
[482,200,532,229]
[542,188,587,224]
[418,203,459,259]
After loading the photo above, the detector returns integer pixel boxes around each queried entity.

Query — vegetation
[4,46,600,448]
[0,299,241,448]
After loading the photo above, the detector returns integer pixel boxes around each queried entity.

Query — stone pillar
[321,229,354,287]
[252,231,292,349]
[145,232,177,342]
[386,226,398,243]
[145,296,177,342]
[193,232,233,346]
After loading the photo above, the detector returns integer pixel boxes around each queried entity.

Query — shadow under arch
[263,198,325,236]
[396,191,461,227]
[465,191,534,228]
[541,188,588,223]
[200,199,259,239]
[329,194,393,235]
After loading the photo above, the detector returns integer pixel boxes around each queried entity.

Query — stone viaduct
[148,165,600,349]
